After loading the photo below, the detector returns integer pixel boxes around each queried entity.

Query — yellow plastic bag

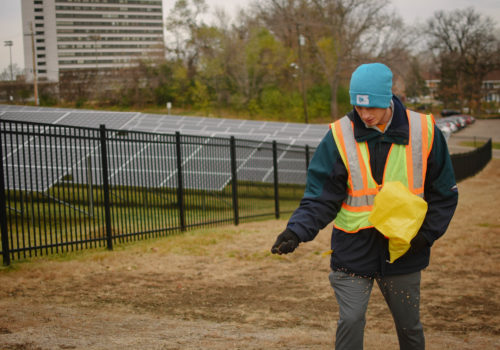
[368,181,428,263]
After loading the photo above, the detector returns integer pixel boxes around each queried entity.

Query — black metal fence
[0,119,311,265]
[451,138,492,182]
[0,119,493,265]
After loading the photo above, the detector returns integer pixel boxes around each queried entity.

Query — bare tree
[425,8,500,114]
[165,0,209,80]
[0,64,24,81]
[58,69,96,106]
[404,57,430,100]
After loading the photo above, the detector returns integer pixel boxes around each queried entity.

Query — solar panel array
[1,105,327,191]
[0,105,328,145]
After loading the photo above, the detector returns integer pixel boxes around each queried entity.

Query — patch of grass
[226,249,272,261]
[2,176,303,267]
[459,141,500,149]
[0,224,241,272]
[477,222,500,228]
[0,245,116,273]
[4,181,302,260]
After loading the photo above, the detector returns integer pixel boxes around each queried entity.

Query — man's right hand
[271,229,299,255]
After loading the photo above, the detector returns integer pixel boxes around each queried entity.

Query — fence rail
[0,119,492,265]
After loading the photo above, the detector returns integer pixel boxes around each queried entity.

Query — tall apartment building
[21,0,164,82]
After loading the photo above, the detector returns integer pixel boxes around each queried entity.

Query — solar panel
[1,105,325,192]
[59,111,137,130]
[1,122,98,192]
[0,111,70,124]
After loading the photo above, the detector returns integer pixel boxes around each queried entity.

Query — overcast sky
[1,0,499,73]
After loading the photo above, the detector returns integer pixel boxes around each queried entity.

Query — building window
[37,69,47,74]
[37,46,45,51]
[34,0,43,4]
[35,23,44,27]
[38,62,46,66]
[36,39,45,43]
[37,54,46,58]
[35,16,44,20]
[35,8,43,12]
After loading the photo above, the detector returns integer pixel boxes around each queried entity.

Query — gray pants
[329,270,424,350]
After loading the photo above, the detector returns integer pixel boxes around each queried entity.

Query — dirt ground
[0,158,499,350]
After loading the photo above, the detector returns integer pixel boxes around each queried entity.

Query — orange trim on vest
[347,187,379,196]
[334,122,354,191]
[341,202,373,212]
[333,222,375,233]
[406,110,415,192]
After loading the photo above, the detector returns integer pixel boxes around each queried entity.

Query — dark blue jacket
[287,96,458,276]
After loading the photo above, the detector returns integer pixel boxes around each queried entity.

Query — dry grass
[0,160,499,349]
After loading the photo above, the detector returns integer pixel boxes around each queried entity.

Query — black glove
[271,229,299,255]
[406,233,429,255]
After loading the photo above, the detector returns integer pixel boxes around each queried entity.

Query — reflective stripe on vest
[330,110,434,233]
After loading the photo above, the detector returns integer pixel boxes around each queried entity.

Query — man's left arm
[414,126,459,249]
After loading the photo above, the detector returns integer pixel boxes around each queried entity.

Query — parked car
[441,109,461,117]
[443,115,466,129]
[436,118,457,131]
[436,121,452,140]
[435,113,475,143]
[461,115,475,125]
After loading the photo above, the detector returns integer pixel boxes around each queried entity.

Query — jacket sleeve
[286,130,348,242]
[419,125,459,245]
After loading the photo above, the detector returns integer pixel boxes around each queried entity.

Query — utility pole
[296,23,309,124]
[26,22,39,106]
[3,40,13,81]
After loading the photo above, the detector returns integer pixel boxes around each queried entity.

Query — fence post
[273,141,280,219]
[230,136,239,226]
[486,139,492,160]
[175,132,186,231]
[0,129,10,266]
[99,125,113,250]
[87,155,94,217]
[305,144,310,172]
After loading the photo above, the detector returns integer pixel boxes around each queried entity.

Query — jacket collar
[347,96,409,145]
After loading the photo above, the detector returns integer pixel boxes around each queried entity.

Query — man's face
[355,106,391,127]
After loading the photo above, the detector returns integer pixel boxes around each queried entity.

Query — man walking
[271,63,458,349]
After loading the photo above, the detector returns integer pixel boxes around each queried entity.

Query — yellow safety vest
[330,110,435,233]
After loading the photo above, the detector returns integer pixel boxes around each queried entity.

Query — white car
[436,120,453,140]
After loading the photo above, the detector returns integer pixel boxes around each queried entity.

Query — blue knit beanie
[349,63,393,108]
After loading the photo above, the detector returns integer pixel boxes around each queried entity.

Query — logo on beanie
[356,95,370,105]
